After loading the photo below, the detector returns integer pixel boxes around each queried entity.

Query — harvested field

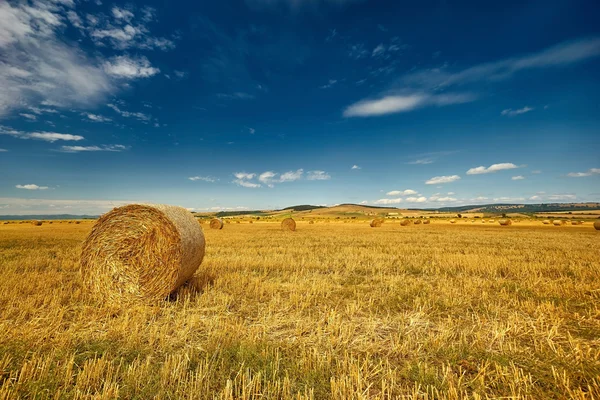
[0,221,598,398]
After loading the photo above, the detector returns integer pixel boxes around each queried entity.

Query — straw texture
[210,218,224,230]
[80,204,205,303]
[281,218,296,231]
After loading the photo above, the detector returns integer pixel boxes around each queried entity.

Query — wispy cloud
[83,113,112,122]
[59,145,129,153]
[1,126,84,142]
[217,92,256,100]
[407,158,434,165]
[0,197,141,215]
[374,197,402,205]
[548,194,577,201]
[16,184,48,190]
[567,168,600,177]
[319,79,338,89]
[188,176,217,182]
[466,163,519,175]
[343,93,475,117]
[402,37,600,89]
[351,165,361,170]
[425,175,461,185]
[107,104,151,122]
[511,175,525,180]
[0,148,7,152]
[246,127,256,134]
[405,196,427,203]
[19,113,37,120]
[307,170,331,180]
[0,1,163,118]
[501,106,534,117]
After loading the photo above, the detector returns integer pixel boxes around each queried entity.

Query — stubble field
[0,221,598,399]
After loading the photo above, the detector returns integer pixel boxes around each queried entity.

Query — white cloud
[529,195,541,201]
[84,113,112,122]
[374,198,402,205]
[16,184,48,190]
[493,197,525,202]
[567,168,600,177]
[1,126,84,142]
[234,172,256,180]
[405,196,427,203]
[217,92,255,100]
[319,79,337,89]
[402,37,600,89]
[372,44,386,57]
[351,165,361,170]
[0,148,7,152]
[466,163,519,175]
[473,196,489,201]
[107,104,151,121]
[280,169,304,182]
[511,175,525,180]
[307,170,330,180]
[233,179,261,188]
[435,197,457,202]
[501,106,534,117]
[173,70,187,79]
[246,127,256,134]
[548,194,577,201]
[19,113,37,120]
[407,158,434,165]
[343,93,475,117]
[425,175,461,185]
[59,144,128,152]
[531,170,542,174]
[188,176,216,182]
[103,56,160,78]
[386,189,417,196]
[0,1,164,118]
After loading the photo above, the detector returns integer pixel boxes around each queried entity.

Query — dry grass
[0,221,599,399]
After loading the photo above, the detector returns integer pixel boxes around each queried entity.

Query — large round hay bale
[32,220,42,226]
[449,219,456,224]
[423,219,430,224]
[400,219,410,226]
[552,220,563,226]
[414,219,422,225]
[80,204,205,303]
[281,218,296,231]
[499,219,512,226]
[370,218,384,227]
[593,220,600,231]
[542,220,550,225]
[209,218,224,230]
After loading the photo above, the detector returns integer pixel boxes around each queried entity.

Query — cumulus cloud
[103,56,160,78]
[405,196,427,203]
[16,184,48,190]
[0,1,164,118]
[501,106,534,117]
[374,198,403,205]
[188,176,217,182]
[343,93,475,117]
[466,163,519,175]
[234,168,329,187]
[351,165,361,170]
[425,175,461,185]
[386,189,417,196]
[1,126,84,142]
[567,168,600,177]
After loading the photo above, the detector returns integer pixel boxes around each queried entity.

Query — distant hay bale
[49,221,53,224]
[400,219,410,226]
[281,218,296,231]
[553,220,563,226]
[370,218,384,227]
[489,219,495,223]
[209,218,224,230]
[499,219,512,226]
[543,220,550,225]
[3,221,8,225]
[571,221,580,225]
[308,220,314,224]
[80,204,205,303]
[32,220,43,226]
[593,220,600,231]
[449,219,456,224]
[249,221,253,224]
[236,221,241,224]
[414,219,422,225]
[423,219,430,225]
[75,221,81,224]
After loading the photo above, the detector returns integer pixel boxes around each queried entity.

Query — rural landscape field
[1,213,599,399]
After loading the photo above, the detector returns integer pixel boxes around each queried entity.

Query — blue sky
[1,0,599,214]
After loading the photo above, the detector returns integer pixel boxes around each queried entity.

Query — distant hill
[281,205,326,212]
